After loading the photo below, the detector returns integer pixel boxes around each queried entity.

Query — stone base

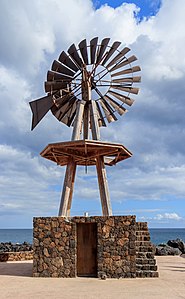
[33,216,158,278]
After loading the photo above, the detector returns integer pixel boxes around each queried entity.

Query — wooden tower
[29,37,141,216]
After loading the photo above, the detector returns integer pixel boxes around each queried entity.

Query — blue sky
[0,0,185,228]
[93,0,161,19]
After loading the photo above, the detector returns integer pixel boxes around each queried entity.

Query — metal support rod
[58,158,77,216]
[96,156,112,216]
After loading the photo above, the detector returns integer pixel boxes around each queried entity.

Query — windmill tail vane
[29,37,141,217]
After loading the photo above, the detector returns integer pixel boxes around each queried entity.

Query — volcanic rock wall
[33,216,158,278]
[33,216,136,278]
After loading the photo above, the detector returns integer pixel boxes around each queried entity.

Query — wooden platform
[40,139,132,166]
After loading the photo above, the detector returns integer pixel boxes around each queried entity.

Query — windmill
[29,37,141,217]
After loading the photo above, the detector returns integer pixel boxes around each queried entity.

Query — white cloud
[92,3,140,43]
[108,162,185,201]
[154,213,182,221]
[0,144,63,215]
[138,212,183,224]
[0,66,31,131]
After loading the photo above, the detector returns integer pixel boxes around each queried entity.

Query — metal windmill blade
[47,70,72,81]
[99,98,118,123]
[101,41,121,66]
[111,65,141,77]
[109,55,138,72]
[95,101,106,127]
[105,47,131,69]
[79,39,89,65]
[29,37,141,132]
[104,95,127,116]
[108,90,135,106]
[96,38,110,64]
[112,76,141,83]
[58,51,79,72]
[51,60,75,77]
[68,44,83,68]
[90,37,98,64]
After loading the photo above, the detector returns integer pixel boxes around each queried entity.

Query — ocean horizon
[0,228,184,245]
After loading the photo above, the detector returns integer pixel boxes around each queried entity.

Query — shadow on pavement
[0,262,33,277]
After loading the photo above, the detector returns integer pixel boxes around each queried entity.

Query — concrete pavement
[0,256,185,299]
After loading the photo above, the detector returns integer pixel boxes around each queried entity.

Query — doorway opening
[77,223,97,277]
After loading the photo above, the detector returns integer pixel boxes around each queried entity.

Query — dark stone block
[0,253,9,262]
[156,245,181,256]
[167,239,185,254]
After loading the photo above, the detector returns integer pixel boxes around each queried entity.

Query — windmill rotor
[29,37,141,132]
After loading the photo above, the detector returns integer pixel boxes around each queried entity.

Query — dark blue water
[0,228,184,245]
[0,229,33,244]
[149,228,185,245]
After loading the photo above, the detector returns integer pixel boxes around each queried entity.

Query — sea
[0,228,184,245]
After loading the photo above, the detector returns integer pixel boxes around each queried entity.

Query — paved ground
[0,256,185,299]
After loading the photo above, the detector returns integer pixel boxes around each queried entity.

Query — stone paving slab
[0,256,185,299]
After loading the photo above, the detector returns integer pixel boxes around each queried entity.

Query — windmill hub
[29,37,141,217]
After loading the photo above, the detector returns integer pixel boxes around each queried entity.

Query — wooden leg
[66,162,76,217]
[90,100,100,140]
[83,103,90,139]
[58,158,77,216]
[72,100,85,141]
[96,156,112,216]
